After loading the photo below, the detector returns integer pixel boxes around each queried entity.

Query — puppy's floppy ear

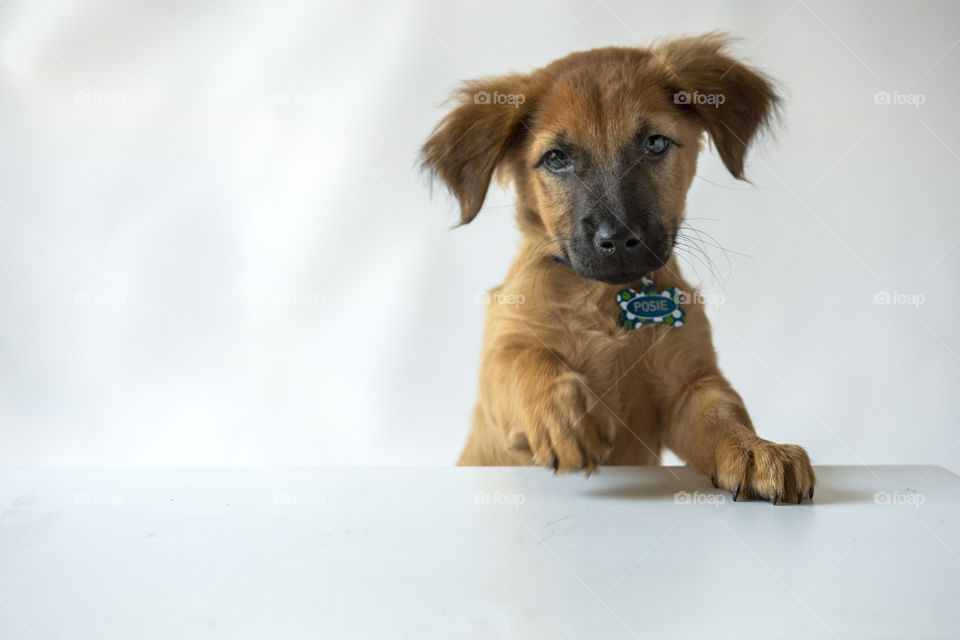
[421,74,532,225]
[655,33,780,180]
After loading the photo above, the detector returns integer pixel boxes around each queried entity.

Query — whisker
[694,174,756,191]
[674,229,726,288]
[674,250,705,285]
[676,220,759,287]
[680,230,753,262]
[674,243,720,287]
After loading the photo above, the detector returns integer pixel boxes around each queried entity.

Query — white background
[1,0,958,473]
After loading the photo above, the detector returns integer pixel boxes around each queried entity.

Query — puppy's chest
[581,294,673,362]
[607,324,671,371]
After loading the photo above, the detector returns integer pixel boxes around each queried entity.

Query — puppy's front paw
[713,438,815,505]
[526,374,615,475]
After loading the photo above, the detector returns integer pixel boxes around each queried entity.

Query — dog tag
[617,278,686,329]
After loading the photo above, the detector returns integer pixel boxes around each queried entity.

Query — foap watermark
[874,490,925,508]
[673,90,725,108]
[474,490,526,508]
[474,291,526,307]
[274,491,325,507]
[74,492,125,508]
[74,290,125,307]
[473,90,525,108]
[74,91,125,109]
[873,290,925,308]
[674,490,726,506]
[676,290,726,307]
[873,90,926,108]
[273,291,326,307]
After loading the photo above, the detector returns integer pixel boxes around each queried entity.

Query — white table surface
[0,466,957,639]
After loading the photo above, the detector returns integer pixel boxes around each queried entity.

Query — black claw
[808,486,814,501]
[606,438,614,450]
[551,456,558,472]
[797,491,803,504]
[710,474,719,489]
[732,484,741,501]
[772,492,779,505]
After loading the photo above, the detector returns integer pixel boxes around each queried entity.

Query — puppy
[422,34,814,504]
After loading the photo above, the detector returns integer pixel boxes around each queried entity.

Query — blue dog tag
[617,278,686,329]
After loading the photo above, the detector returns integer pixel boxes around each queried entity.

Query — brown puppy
[422,34,814,504]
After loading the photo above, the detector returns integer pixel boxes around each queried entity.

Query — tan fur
[423,34,814,504]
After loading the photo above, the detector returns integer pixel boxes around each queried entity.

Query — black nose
[593,222,642,255]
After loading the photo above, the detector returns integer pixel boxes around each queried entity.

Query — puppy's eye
[542,149,574,173]
[642,135,670,156]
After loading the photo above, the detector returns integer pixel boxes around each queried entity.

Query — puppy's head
[422,34,779,284]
